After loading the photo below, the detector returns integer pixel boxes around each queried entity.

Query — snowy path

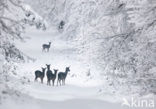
[36,98,129,109]
[16,27,104,99]
[26,83,99,101]
[14,27,146,109]
[16,27,102,86]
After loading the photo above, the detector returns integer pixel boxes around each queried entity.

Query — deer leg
[48,80,50,86]
[49,80,51,86]
[64,79,65,85]
[52,80,54,86]
[57,79,59,86]
[62,79,64,85]
[47,80,49,85]
[57,79,61,86]
[54,80,55,86]
[59,80,61,86]
[41,78,43,84]
[34,76,37,82]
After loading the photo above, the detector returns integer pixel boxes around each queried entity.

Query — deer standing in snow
[34,67,46,83]
[46,64,53,86]
[51,69,58,86]
[42,42,51,52]
[57,67,70,86]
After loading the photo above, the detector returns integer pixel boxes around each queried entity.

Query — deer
[46,64,53,86]
[59,20,65,29]
[42,42,51,52]
[57,67,70,86]
[34,67,46,83]
[51,69,58,86]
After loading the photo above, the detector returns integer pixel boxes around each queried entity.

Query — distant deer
[42,42,51,52]
[51,69,58,86]
[46,64,53,86]
[57,67,70,86]
[59,20,65,29]
[34,67,46,83]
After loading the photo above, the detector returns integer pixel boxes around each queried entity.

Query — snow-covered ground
[1,27,155,109]
[16,26,103,86]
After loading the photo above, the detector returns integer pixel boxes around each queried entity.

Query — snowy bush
[0,0,46,104]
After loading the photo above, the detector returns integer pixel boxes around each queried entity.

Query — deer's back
[58,72,66,79]
[51,73,56,80]
[35,70,42,77]
[42,44,49,48]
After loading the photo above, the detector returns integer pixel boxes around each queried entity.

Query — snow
[6,25,153,109]
[0,97,129,109]
[15,27,103,87]
[2,26,122,109]
[26,83,99,101]
[1,0,156,109]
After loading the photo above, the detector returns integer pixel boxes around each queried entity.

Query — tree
[0,0,45,62]
[57,0,156,95]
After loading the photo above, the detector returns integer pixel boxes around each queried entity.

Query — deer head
[41,67,46,72]
[53,69,58,74]
[66,67,70,72]
[46,64,51,70]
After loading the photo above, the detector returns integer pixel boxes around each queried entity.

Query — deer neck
[54,72,57,75]
[42,70,45,76]
[65,69,69,75]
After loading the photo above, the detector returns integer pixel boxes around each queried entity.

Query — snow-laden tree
[0,0,46,103]
[74,0,156,95]
[62,0,156,95]
[0,0,46,62]
[93,0,156,95]
[24,0,67,27]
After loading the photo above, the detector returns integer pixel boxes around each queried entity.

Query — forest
[0,0,156,109]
